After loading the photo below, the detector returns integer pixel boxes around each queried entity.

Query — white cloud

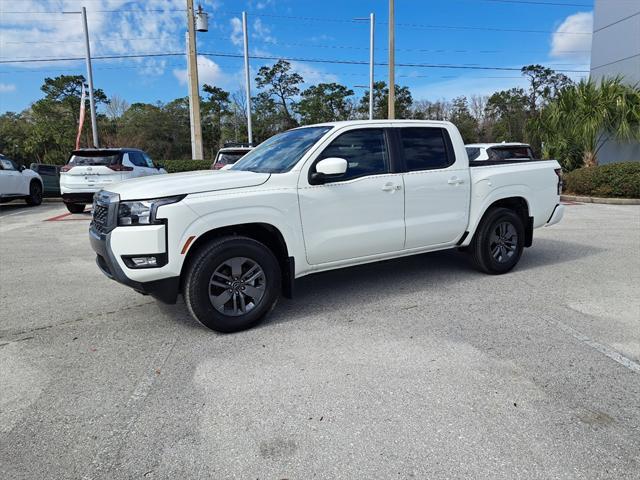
[230,17,243,46]
[173,55,229,87]
[252,18,275,44]
[0,0,216,76]
[0,83,16,93]
[550,11,593,60]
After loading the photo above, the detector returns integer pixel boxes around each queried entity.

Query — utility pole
[369,12,375,120]
[242,11,253,145]
[186,0,204,159]
[388,0,395,119]
[63,7,99,147]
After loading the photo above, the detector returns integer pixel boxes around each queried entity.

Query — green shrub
[161,159,211,173]
[563,162,640,198]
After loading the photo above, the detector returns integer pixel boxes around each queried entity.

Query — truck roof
[305,119,455,128]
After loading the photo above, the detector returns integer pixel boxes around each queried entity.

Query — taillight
[107,164,134,171]
[554,168,563,195]
[60,165,73,172]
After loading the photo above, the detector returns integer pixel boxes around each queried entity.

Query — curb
[561,194,640,205]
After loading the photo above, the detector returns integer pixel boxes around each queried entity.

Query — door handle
[448,177,464,185]
[382,183,402,192]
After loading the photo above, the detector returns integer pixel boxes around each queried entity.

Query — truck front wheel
[184,236,282,333]
[469,207,525,274]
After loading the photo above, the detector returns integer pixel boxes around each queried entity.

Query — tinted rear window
[487,147,533,161]
[68,152,121,166]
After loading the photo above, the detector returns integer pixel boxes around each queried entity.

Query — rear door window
[400,127,453,171]
[128,152,148,167]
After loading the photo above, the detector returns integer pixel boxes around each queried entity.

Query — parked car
[30,163,61,196]
[465,143,535,163]
[89,120,564,333]
[211,144,252,170]
[60,148,167,214]
[0,154,43,206]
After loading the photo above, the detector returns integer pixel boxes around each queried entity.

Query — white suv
[0,154,43,206]
[60,148,167,213]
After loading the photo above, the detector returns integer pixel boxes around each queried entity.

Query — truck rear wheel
[184,236,281,333]
[469,207,525,274]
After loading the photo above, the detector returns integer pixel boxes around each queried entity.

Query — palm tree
[536,78,640,169]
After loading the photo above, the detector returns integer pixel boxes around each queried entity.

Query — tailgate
[62,165,124,188]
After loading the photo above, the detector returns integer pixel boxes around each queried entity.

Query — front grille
[90,190,118,235]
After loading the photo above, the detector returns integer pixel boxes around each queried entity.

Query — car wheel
[469,207,525,274]
[184,236,282,333]
[26,181,43,206]
[66,203,86,214]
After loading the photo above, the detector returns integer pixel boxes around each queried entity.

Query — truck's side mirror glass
[310,157,348,185]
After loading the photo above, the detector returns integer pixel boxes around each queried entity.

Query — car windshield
[68,153,120,166]
[231,126,332,173]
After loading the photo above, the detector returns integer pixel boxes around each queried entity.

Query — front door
[298,128,405,265]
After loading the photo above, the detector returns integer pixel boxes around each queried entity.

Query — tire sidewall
[478,208,525,274]
[186,238,281,333]
[28,181,43,205]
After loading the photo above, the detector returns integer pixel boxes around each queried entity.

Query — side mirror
[19,165,26,172]
[310,157,348,185]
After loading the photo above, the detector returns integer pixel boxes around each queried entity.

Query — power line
[0,51,590,73]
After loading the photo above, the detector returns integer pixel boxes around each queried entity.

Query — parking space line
[45,212,91,221]
[552,318,640,374]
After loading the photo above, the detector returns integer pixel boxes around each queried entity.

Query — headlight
[117,195,185,226]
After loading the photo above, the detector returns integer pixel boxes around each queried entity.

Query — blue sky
[0,0,594,113]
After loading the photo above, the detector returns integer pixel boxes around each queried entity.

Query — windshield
[231,126,332,173]
[68,153,120,166]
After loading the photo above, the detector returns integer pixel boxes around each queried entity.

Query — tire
[25,181,43,206]
[66,203,86,214]
[469,207,525,274]
[184,236,282,333]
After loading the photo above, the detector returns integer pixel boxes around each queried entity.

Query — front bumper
[90,228,180,304]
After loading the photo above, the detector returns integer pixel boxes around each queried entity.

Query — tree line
[1,60,638,170]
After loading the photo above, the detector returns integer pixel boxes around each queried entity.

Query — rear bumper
[545,203,565,226]
[89,228,179,304]
[62,192,95,204]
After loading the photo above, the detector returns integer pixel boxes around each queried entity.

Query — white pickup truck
[90,120,564,332]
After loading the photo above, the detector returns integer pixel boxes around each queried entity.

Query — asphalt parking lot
[1,200,639,479]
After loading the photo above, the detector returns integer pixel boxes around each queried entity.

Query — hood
[108,170,271,200]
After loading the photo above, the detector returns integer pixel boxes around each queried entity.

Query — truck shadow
[268,238,603,325]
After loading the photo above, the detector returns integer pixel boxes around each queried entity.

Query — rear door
[127,151,156,177]
[0,158,21,194]
[399,126,470,248]
[62,151,125,190]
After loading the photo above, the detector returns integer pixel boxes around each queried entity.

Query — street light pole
[81,7,99,148]
[186,0,204,159]
[64,8,100,148]
[369,12,375,120]
[388,0,395,120]
[242,11,253,145]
